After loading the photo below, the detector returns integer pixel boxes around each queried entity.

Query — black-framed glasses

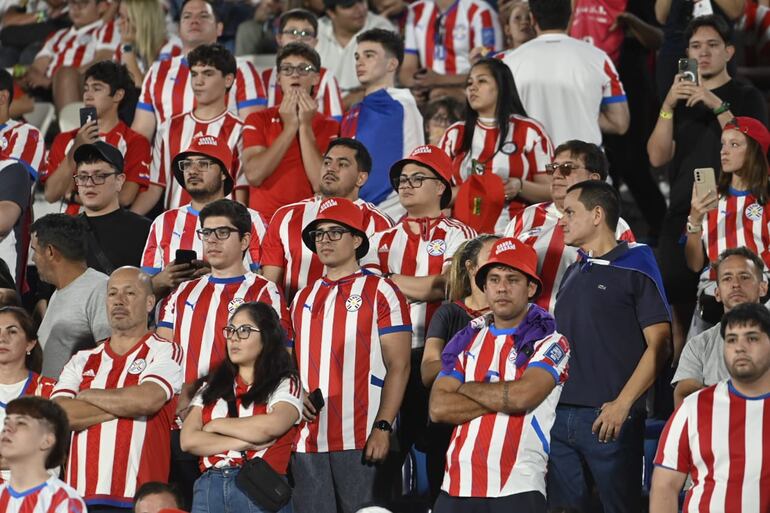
[278,64,317,76]
[281,29,316,40]
[223,324,261,339]
[309,228,350,242]
[393,175,442,189]
[73,172,119,185]
[196,226,240,241]
[179,159,216,172]
[545,162,593,176]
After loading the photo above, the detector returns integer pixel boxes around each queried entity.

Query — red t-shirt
[240,107,339,219]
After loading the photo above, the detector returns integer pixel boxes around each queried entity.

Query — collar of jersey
[209,275,247,284]
[322,268,370,286]
[186,205,200,216]
[728,186,751,197]
[7,479,48,498]
[728,380,770,400]
[489,324,517,336]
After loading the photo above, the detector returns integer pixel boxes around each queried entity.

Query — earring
[26,350,31,355]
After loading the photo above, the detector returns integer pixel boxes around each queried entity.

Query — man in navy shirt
[550,180,671,513]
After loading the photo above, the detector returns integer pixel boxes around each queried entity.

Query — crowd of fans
[0,0,769,511]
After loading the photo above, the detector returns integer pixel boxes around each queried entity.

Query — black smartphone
[678,58,698,85]
[79,106,97,127]
[175,249,197,266]
[308,388,325,412]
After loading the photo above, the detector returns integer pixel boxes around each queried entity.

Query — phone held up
[678,58,698,85]
[79,106,97,127]
[694,167,718,212]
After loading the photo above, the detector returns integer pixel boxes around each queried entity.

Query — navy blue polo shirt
[554,242,670,409]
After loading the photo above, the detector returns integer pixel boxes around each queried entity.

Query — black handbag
[226,400,292,512]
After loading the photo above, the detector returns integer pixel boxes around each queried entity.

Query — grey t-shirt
[671,324,729,387]
[39,268,111,377]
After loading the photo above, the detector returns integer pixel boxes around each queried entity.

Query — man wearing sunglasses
[241,42,339,219]
[141,134,267,299]
[291,196,411,513]
[503,140,635,314]
[156,198,290,505]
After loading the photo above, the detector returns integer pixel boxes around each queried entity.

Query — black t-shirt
[554,242,671,409]
[425,301,477,343]
[83,208,151,274]
[668,79,768,217]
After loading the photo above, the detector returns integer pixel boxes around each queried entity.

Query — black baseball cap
[73,141,124,173]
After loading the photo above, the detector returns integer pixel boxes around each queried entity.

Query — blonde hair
[446,235,500,301]
[123,0,168,65]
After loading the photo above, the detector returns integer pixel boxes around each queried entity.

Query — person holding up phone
[684,117,770,334]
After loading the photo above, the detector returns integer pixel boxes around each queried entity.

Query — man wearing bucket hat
[141,134,267,298]
[503,140,635,314]
[291,197,412,513]
[362,143,476,469]
[429,237,570,512]
[549,180,671,513]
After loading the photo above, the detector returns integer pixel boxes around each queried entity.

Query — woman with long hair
[439,58,553,234]
[420,234,499,504]
[685,117,770,333]
[181,302,301,513]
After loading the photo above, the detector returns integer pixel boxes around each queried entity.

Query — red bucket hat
[724,116,770,157]
[301,197,369,259]
[474,237,542,297]
[172,135,235,196]
[389,145,453,209]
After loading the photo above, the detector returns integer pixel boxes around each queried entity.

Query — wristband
[713,101,731,116]
[659,109,673,120]
[686,216,703,234]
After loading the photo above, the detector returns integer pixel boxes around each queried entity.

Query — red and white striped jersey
[362,216,477,348]
[0,120,45,179]
[141,204,267,275]
[504,201,635,313]
[261,196,394,302]
[191,375,303,473]
[50,333,183,507]
[261,66,344,120]
[440,327,569,498]
[439,116,554,231]
[404,0,502,75]
[0,477,85,513]
[40,121,151,215]
[151,110,245,210]
[700,194,770,280]
[137,55,266,127]
[158,272,292,383]
[292,270,412,453]
[654,380,770,513]
[37,20,119,78]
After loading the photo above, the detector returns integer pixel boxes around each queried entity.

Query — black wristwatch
[373,420,392,432]
[122,43,134,53]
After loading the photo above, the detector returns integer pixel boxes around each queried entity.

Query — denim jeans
[191,467,292,513]
[546,405,645,513]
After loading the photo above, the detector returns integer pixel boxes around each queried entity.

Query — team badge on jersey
[128,358,147,375]
[228,298,245,313]
[345,294,363,312]
[501,141,518,155]
[453,24,468,41]
[745,203,764,222]
[426,239,447,256]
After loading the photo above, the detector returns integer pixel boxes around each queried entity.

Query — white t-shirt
[502,33,626,146]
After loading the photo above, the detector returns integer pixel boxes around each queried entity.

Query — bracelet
[659,109,673,120]
[713,101,731,116]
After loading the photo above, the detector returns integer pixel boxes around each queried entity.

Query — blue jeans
[191,467,292,513]
[546,405,645,513]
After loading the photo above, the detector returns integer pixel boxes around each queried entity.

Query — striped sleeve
[149,121,167,186]
[471,4,502,51]
[260,208,288,268]
[267,375,303,423]
[247,208,268,271]
[141,217,163,274]
[617,217,636,242]
[157,288,179,329]
[376,278,412,335]
[654,401,691,473]
[444,223,477,263]
[94,21,120,52]
[526,120,553,174]
[234,59,268,111]
[139,340,184,400]
[320,71,344,121]
[601,56,626,104]
[35,29,59,59]
[51,351,89,399]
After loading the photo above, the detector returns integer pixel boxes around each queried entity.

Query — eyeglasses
[309,228,350,242]
[196,226,240,241]
[73,172,119,185]
[278,64,317,76]
[544,162,593,176]
[179,159,216,172]
[393,175,442,189]
[223,324,261,339]
[281,29,316,40]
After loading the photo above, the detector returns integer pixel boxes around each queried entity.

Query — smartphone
[79,106,97,127]
[694,167,718,211]
[678,58,698,85]
[175,249,197,266]
[308,388,325,412]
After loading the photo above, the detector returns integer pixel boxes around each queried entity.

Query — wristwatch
[686,218,703,234]
[122,44,134,53]
[373,420,392,432]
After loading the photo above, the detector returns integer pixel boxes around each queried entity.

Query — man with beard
[140,135,267,298]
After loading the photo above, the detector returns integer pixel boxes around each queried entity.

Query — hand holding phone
[308,388,325,412]
[693,167,718,213]
[174,249,197,266]
[678,58,698,85]
[79,106,97,127]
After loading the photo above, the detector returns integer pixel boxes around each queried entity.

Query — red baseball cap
[389,145,453,209]
[172,135,235,196]
[724,117,770,157]
[474,237,542,297]
[301,197,369,259]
